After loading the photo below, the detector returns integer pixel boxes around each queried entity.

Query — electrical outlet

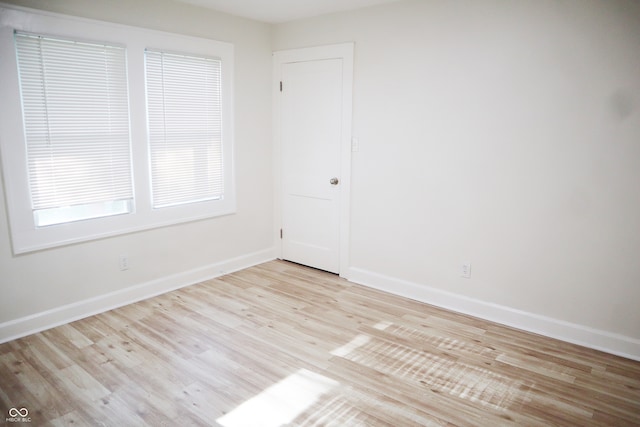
[461,263,471,278]
[119,255,129,271]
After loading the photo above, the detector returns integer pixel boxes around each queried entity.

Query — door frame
[273,43,354,278]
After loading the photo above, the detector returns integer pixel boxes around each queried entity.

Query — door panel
[281,58,343,273]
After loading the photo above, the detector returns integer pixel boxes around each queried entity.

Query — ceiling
[173,0,401,24]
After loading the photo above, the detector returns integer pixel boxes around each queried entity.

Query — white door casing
[274,43,354,275]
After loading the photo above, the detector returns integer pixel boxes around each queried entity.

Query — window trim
[0,6,235,254]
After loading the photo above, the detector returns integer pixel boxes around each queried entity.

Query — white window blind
[14,32,133,227]
[145,49,223,208]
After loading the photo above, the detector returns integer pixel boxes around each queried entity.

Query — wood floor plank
[0,260,638,426]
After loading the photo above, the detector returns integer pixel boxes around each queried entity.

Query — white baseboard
[4,255,637,361]
[0,248,277,344]
[346,266,640,362]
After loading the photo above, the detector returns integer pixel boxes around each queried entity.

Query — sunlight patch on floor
[332,322,534,411]
[373,320,393,330]
[216,369,339,427]
[330,334,371,358]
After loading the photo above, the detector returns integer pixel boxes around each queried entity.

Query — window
[145,50,223,208]
[0,6,235,253]
[15,32,134,227]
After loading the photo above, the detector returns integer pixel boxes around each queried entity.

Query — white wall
[274,0,640,351]
[2,0,639,358]
[0,0,274,337]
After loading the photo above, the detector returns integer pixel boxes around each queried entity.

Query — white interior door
[280,58,344,273]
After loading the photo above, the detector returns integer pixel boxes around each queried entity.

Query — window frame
[0,6,235,254]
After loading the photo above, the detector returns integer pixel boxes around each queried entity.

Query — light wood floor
[1,260,639,426]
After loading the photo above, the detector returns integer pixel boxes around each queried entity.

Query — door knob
[330,177,339,185]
